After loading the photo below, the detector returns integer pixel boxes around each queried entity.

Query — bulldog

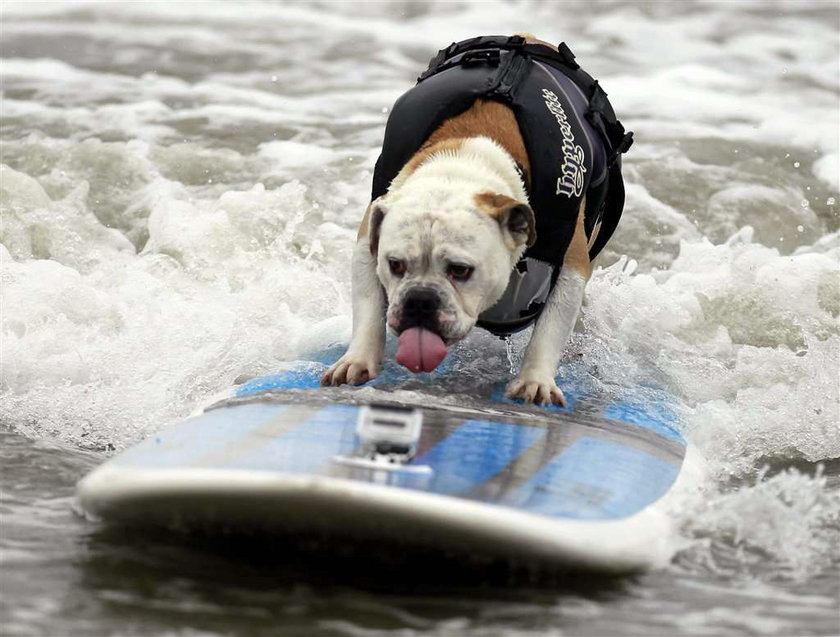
[321,35,632,405]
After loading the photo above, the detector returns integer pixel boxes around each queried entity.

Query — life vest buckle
[461,49,501,67]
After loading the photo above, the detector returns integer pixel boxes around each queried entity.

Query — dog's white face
[370,187,534,344]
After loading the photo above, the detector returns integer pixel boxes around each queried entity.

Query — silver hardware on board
[356,403,423,459]
[332,403,431,475]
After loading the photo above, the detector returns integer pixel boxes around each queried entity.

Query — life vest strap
[419,35,526,81]
[420,36,633,168]
[489,49,530,102]
[587,81,634,167]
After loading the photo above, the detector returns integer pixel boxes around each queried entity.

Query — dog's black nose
[401,289,440,330]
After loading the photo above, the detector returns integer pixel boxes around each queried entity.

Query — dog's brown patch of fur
[563,196,592,278]
[516,32,557,49]
[474,192,520,216]
[357,202,372,240]
[424,99,530,184]
[474,191,536,248]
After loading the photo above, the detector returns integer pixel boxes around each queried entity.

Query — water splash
[503,335,517,375]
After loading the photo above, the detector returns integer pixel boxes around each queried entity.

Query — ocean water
[1,1,838,635]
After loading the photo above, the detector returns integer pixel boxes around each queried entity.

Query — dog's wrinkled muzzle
[395,289,449,372]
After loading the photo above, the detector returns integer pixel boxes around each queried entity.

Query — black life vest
[371,36,633,335]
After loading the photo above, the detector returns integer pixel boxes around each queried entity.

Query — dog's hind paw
[321,354,379,387]
[506,376,566,407]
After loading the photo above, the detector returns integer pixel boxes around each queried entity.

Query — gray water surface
[2,1,839,635]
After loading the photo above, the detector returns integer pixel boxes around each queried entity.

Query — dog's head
[368,188,535,344]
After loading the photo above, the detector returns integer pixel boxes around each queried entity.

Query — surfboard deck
[77,363,686,574]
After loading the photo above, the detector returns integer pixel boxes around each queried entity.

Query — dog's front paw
[321,353,380,387]
[506,374,566,407]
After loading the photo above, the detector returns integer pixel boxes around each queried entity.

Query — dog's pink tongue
[396,327,448,373]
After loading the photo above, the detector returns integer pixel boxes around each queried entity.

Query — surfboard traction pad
[78,383,686,574]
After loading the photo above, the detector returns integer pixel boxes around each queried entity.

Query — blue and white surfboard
[77,363,688,574]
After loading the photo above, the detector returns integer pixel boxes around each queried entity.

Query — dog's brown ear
[475,192,536,248]
[504,203,537,248]
[366,201,387,256]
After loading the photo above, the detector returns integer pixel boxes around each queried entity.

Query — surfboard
[76,361,687,575]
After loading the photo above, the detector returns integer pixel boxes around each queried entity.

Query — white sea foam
[1,0,838,598]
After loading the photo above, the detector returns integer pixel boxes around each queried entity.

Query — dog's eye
[447,263,474,282]
[388,258,407,277]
